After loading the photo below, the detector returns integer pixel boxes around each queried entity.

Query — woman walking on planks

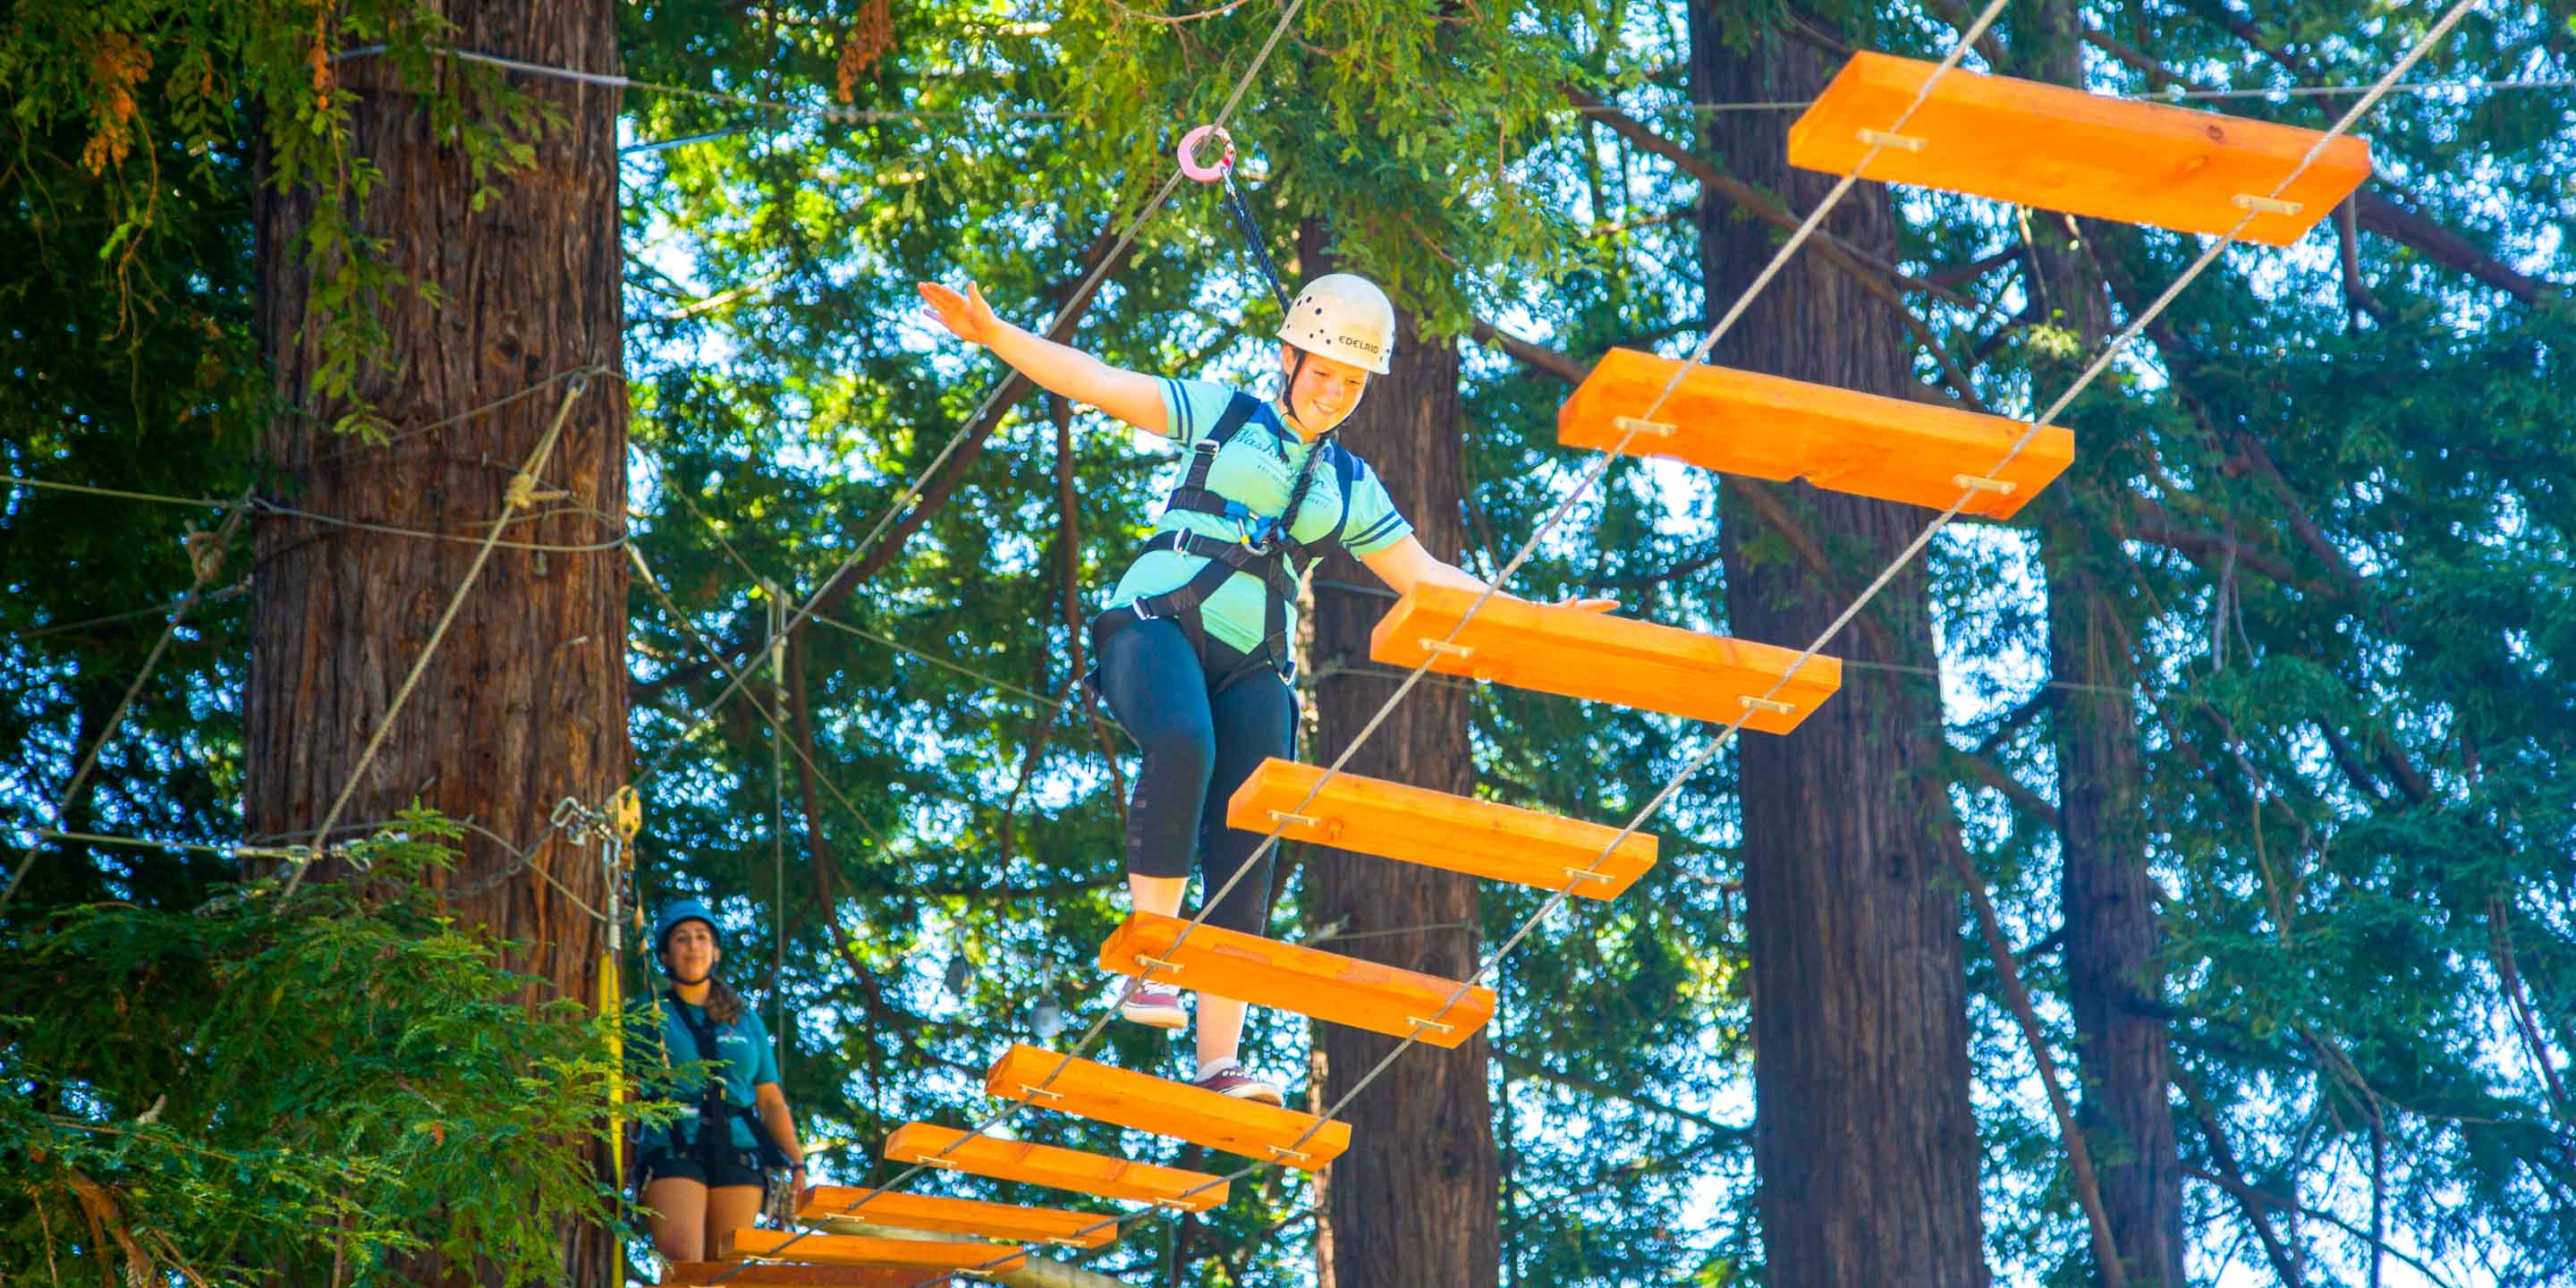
[919,272,1611,1105]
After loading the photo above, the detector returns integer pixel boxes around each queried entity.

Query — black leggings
[1094,617,1295,938]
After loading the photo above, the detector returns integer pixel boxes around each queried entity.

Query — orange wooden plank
[796,1187,1117,1250]
[665,1262,919,1287]
[984,1044,1352,1170]
[1368,584,1840,733]
[1557,348,2072,520]
[1224,758,1658,899]
[1097,911,1495,1046]
[721,1228,1026,1275]
[1787,51,2370,247]
[881,1123,1230,1211]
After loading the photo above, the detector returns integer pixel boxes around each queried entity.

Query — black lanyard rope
[1220,169,1292,315]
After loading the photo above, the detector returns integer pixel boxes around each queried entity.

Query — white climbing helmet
[1276,274,1395,375]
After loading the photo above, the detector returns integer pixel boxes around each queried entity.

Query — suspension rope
[13,829,317,867]
[805,613,1062,709]
[770,586,792,1081]
[30,809,600,919]
[332,38,2565,137]
[250,498,627,554]
[1,476,230,509]
[644,454,1063,709]
[627,544,906,856]
[293,361,618,470]
[332,44,1067,123]
[284,375,596,897]
[2,478,620,554]
[7,583,251,642]
[3,491,252,911]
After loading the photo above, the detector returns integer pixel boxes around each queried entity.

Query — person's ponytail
[704,976,747,1027]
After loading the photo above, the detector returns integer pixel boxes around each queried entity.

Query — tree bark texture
[1688,13,1990,1287]
[250,5,627,1284]
[2018,7,2188,1285]
[1306,306,1501,1288]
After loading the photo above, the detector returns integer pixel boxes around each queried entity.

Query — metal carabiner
[1240,517,1283,556]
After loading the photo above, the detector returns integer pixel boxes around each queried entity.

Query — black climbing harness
[644,990,793,1177]
[1091,391,1360,695]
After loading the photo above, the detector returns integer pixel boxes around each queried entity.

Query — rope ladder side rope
[867,1,2487,1280]
[3,491,255,911]
[758,0,2027,1272]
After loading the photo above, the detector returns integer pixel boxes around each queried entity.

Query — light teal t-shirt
[1106,378,1413,657]
[640,995,779,1152]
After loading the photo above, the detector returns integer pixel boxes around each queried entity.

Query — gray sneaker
[1117,979,1187,1030]
[1191,1063,1285,1106]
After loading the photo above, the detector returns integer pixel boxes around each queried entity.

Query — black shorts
[637,1149,767,1191]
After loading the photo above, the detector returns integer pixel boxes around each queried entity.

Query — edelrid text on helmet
[1276,274,1395,375]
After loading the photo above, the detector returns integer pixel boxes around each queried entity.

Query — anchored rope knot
[183,528,227,586]
[504,473,574,513]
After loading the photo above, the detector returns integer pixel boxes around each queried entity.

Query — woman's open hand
[917,280,1002,346]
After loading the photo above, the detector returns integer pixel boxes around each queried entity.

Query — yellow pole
[602,829,623,1190]
[600,786,640,1193]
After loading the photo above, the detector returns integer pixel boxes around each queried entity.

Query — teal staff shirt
[640,995,779,1152]
[1106,377,1414,657]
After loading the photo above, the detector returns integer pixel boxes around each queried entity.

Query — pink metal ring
[1178,124,1234,182]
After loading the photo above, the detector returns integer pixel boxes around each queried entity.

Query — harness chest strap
[1129,392,1361,676]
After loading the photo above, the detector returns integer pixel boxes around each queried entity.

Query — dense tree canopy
[4,1,2570,1284]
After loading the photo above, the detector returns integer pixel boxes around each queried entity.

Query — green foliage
[0,813,626,1286]
[2,0,558,436]
[4,1,2572,1285]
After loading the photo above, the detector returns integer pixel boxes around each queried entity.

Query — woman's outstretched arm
[917,280,1171,436]
[1359,536,1619,613]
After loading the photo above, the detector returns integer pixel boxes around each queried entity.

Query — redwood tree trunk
[1307,302,1501,1288]
[1689,13,1990,1286]
[2019,7,2187,1285]
[249,7,627,1284]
